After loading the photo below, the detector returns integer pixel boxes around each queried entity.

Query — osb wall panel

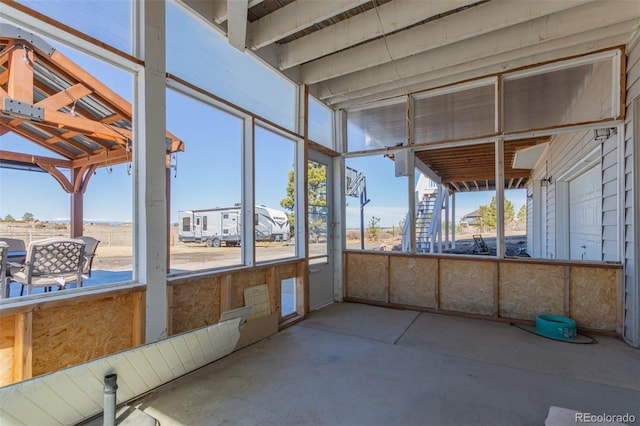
[346,253,388,302]
[570,267,617,330]
[499,263,564,320]
[31,294,134,377]
[230,269,268,309]
[389,256,437,308]
[439,259,493,315]
[172,275,222,334]
[275,263,298,282]
[0,315,15,386]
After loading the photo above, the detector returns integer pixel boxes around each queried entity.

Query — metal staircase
[401,174,446,253]
[416,194,436,253]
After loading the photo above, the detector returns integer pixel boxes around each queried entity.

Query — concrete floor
[133,303,639,426]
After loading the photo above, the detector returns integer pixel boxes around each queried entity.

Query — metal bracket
[0,23,56,56]
[2,98,44,121]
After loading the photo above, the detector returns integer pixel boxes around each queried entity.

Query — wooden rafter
[0,28,184,177]
[415,137,550,192]
[0,121,73,159]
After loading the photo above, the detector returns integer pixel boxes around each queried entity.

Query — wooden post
[132,291,145,345]
[564,265,570,317]
[13,312,32,382]
[266,267,278,315]
[297,261,308,315]
[220,275,233,314]
[435,258,440,310]
[493,262,499,317]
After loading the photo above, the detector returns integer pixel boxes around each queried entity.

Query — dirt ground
[1,222,529,272]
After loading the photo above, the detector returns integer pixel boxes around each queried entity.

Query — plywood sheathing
[0,316,15,386]
[569,266,617,330]
[274,263,298,316]
[390,256,437,308]
[171,276,222,334]
[31,294,134,377]
[231,270,268,309]
[346,253,389,302]
[439,259,494,315]
[499,263,564,320]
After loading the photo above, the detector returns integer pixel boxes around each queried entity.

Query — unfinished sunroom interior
[0,1,639,425]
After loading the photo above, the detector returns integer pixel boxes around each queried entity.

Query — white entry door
[308,151,334,310]
[569,165,601,261]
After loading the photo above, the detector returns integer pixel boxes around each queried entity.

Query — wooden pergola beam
[0,149,72,168]
[7,45,33,103]
[0,121,74,159]
[47,49,132,119]
[35,83,92,110]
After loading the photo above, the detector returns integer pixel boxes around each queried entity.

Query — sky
[0,2,525,227]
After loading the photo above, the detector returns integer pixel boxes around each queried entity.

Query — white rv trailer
[178,205,290,247]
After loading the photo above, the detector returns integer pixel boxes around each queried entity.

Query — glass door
[308,150,334,310]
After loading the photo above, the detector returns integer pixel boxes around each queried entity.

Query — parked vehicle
[178,205,290,247]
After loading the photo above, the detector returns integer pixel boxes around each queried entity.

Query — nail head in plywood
[346,253,389,302]
[499,262,564,320]
[440,259,494,316]
[389,256,437,308]
[569,266,617,331]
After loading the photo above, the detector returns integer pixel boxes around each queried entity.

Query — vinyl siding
[623,33,640,346]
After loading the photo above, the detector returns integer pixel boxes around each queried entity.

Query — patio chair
[0,237,26,276]
[0,241,7,298]
[12,238,85,296]
[77,236,100,278]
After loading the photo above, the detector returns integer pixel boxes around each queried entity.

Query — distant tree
[505,199,515,224]
[3,214,15,222]
[479,198,497,230]
[281,162,327,233]
[22,212,34,222]
[367,216,381,240]
[516,205,526,223]
[479,196,515,230]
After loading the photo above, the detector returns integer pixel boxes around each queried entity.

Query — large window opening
[166,88,243,273]
[0,24,137,298]
[254,126,297,262]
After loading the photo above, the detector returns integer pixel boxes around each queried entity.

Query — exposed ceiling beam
[322,20,636,103]
[248,0,369,50]
[278,0,479,70]
[415,158,441,185]
[300,0,592,84]
[180,0,222,24]
[328,24,634,109]
[196,0,265,24]
[227,0,249,50]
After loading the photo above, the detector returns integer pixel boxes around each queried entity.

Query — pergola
[0,24,184,236]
